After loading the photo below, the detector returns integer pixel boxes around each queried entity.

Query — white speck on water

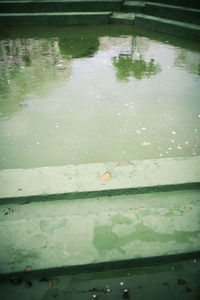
[120,282,124,286]
[160,154,163,157]
[136,130,141,134]
[168,147,172,150]
[172,131,176,135]
[56,125,59,128]
[107,289,111,292]
[142,128,146,130]
[194,129,198,132]
[28,145,32,148]
[118,113,121,116]
[124,103,129,106]
[171,139,174,143]
[198,114,200,118]
[171,267,174,270]
[122,150,126,154]
[92,295,97,299]
[36,142,39,145]
[185,141,189,144]
[194,259,197,263]
[165,151,168,154]
[192,152,197,156]
[177,146,182,150]
[142,142,151,146]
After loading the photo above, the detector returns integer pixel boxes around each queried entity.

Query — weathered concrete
[0,157,199,203]
[0,12,112,25]
[0,187,199,275]
[135,14,200,41]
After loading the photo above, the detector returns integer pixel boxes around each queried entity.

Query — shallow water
[0,25,199,169]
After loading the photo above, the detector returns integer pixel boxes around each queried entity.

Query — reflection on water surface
[0,25,199,169]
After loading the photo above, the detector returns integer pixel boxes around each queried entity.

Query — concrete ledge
[110,12,135,24]
[123,0,145,13]
[0,187,200,276]
[135,14,200,41]
[0,156,199,203]
[0,12,112,24]
[144,2,200,25]
[0,0,122,13]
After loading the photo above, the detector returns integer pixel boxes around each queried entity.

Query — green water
[0,25,199,169]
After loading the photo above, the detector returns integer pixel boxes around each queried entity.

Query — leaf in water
[185,286,192,292]
[48,279,53,288]
[117,161,129,166]
[10,275,22,285]
[99,172,111,181]
[177,279,186,285]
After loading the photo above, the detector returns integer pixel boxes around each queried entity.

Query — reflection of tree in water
[112,37,161,81]
[174,49,200,76]
[0,38,72,115]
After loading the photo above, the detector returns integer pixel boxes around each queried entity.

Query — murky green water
[0,25,200,169]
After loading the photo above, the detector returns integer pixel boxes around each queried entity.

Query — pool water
[0,25,200,169]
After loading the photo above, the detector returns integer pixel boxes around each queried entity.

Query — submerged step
[0,188,200,276]
[0,0,122,13]
[110,12,135,24]
[144,2,200,25]
[0,12,112,25]
[135,14,200,41]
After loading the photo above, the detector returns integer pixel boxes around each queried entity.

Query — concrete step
[0,12,112,25]
[121,0,200,9]
[135,14,200,41]
[0,0,122,13]
[145,2,200,25]
[0,157,199,277]
[110,12,135,24]
[0,188,200,277]
[123,1,145,13]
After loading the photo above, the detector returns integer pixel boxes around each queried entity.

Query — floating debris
[141,142,151,146]
[177,279,186,285]
[172,131,176,135]
[177,146,182,150]
[25,266,31,272]
[18,102,28,107]
[117,161,129,166]
[120,282,124,286]
[123,289,130,299]
[185,286,192,292]
[48,279,53,288]
[10,275,22,285]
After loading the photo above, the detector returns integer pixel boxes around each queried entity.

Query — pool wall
[0,0,200,40]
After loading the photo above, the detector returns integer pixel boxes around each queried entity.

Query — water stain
[93,214,200,254]
[40,218,68,233]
